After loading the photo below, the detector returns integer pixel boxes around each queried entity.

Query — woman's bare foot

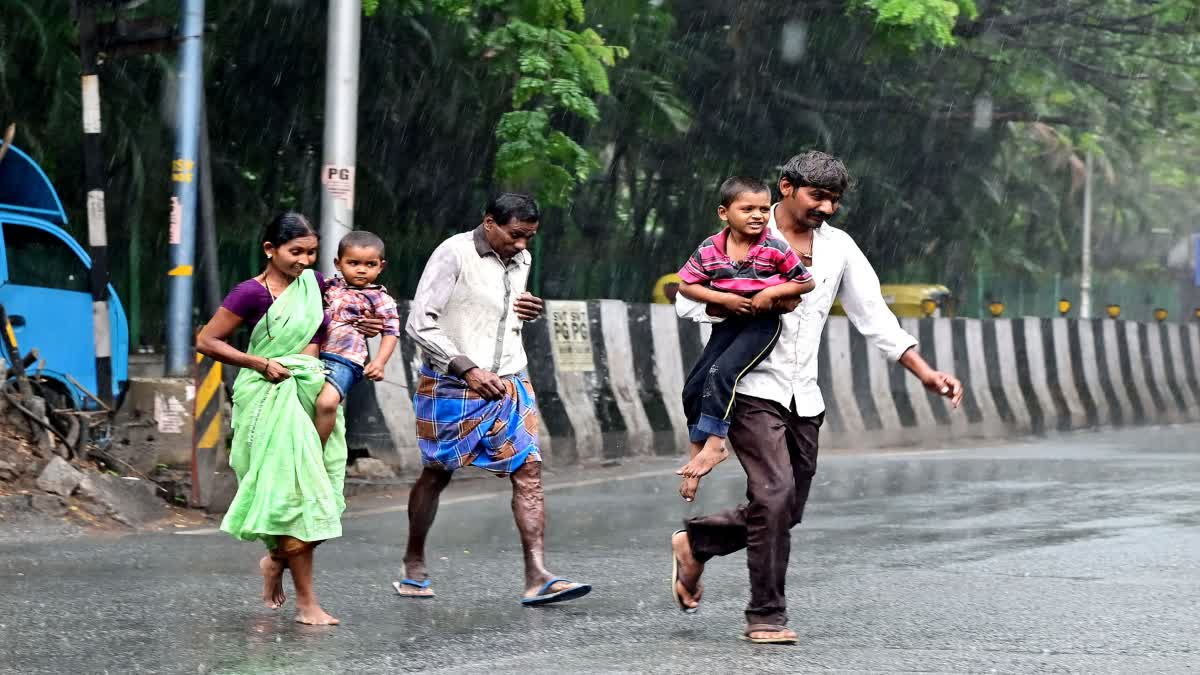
[671,530,704,610]
[259,556,286,609]
[294,603,340,625]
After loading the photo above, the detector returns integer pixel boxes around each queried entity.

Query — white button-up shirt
[407,227,532,377]
[677,205,917,416]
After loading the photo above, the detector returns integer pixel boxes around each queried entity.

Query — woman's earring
[267,254,273,259]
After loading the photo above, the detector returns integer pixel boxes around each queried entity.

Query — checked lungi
[413,366,542,474]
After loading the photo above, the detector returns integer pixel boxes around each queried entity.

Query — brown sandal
[741,624,798,644]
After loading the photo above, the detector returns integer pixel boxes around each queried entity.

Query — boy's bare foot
[677,442,729,479]
[259,556,286,609]
[671,530,704,610]
[294,604,340,625]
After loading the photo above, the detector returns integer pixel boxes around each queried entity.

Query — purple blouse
[221,270,330,344]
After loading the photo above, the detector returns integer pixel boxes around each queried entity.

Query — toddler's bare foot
[679,475,700,502]
[259,556,286,609]
[295,603,340,625]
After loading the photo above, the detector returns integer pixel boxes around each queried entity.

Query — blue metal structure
[0,144,129,408]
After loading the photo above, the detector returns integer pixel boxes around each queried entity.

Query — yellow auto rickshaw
[832,283,955,318]
[652,273,683,304]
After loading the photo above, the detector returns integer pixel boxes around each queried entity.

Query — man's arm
[405,242,506,399]
[838,236,962,407]
[406,243,471,374]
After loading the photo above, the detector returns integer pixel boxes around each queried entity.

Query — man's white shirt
[676,205,917,417]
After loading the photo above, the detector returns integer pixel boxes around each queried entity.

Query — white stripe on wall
[1125,322,1161,422]
[649,303,689,438]
[1019,318,1059,432]
[598,300,653,456]
[1050,318,1088,430]
[824,317,866,434]
[992,319,1033,432]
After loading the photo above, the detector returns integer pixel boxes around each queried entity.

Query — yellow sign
[1154,308,1168,322]
[1106,304,1121,319]
[1057,298,1072,316]
[172,158,195,183]
[168,265,194,276]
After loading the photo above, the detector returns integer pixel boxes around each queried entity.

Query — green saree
[219,269,347,548]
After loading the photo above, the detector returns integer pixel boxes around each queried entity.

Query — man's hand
[719,293,754,316]
[354,316,384,338]
[463,367,506,401]
[513,292,544,321]
[750,292,777,314]
[772,297,802,314]
[363,360,387,381]
[921,370,964,408]
[705,302,731,318]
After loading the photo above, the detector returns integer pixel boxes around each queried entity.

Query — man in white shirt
[670,152,963,644]
[397,193,591,607]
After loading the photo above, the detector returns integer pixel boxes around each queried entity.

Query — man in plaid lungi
[394,193,592,606]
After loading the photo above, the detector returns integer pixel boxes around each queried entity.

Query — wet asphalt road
[2,426,1199,674]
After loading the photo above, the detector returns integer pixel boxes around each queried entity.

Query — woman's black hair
[261,212,319,248]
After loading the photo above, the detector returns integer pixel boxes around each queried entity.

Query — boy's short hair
[719,176,771,208]
[780,151,852,193]
[337,230,386,258]
[485,192,540,225]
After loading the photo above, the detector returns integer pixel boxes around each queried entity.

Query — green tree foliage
[1,0,1197,341]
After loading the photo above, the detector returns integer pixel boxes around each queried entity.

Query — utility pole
[164,0,206,377]
[75,1,114,406]
[1079,150,1094,319]
[319,0,362,274]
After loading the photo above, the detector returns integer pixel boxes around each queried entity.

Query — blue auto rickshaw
[0,144,129,408]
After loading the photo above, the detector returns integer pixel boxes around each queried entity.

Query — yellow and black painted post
[191,351,224,506]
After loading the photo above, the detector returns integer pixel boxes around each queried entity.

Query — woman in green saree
[197,213,374,625]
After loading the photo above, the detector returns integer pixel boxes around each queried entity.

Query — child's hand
[720,294,754,315]
[363,360,387,381]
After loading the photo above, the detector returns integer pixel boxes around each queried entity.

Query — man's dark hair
[718,176,771,208]
[337,230,386,258]
[485,192,540,225]
[780,151,852,193]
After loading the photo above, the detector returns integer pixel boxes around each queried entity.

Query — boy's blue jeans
[681,315,783,443]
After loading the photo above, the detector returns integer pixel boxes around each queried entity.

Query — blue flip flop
[520,577,592,606]
[393,578,435,598]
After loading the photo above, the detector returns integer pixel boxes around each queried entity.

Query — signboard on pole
[548,301,595,372]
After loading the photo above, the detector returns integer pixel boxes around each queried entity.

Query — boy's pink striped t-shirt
[677,228,811,295]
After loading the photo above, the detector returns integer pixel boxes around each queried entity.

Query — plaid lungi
[413,366,541,474]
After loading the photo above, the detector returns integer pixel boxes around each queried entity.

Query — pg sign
[547,300,595,372]
[322,164,355,209]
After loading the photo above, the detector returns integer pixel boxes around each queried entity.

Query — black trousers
[685,394,824,626]
[681,315,782,442]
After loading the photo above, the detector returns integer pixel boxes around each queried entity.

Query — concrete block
[77,471,168,528]
[35,456,83,497]
[110,377,195,473]
[347,457,396,480]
